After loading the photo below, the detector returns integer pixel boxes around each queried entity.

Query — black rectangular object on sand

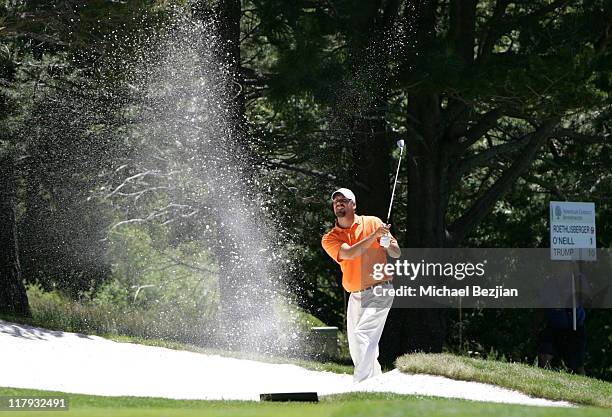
[259,392,319,402]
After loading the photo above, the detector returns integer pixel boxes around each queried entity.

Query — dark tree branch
[1,31,70,46]
[594,19,612,54]
[552,129,611,144]
[451,133,533,182]
[447,120,557,245]
[164,255,217,275]
[444,97,469,128]
[476,0,510,65]
[522,174,568,200]
[475,0,572,67]
[261,158,371,193]
[449,0,477,65]
[241,66,270,86]
[457,108,505,152]
[263,159,337,182]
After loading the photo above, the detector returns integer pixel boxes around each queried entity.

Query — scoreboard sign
[550,201,596,261]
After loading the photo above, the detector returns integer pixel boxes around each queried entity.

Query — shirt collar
[334,214,361,231]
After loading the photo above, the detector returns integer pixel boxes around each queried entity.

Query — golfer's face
[333,196,354,218]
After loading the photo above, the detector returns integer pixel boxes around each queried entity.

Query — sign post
[549,201,596,331]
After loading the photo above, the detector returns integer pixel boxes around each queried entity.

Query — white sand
[0,320,571,407]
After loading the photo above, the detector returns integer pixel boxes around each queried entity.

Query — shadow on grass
[0,318,93,341]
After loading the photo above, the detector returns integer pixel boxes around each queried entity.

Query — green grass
[4,289,611,411]
[2,320,611,415]
[1,386,609,417]
[396,353,612,408]
[4,313,611,408]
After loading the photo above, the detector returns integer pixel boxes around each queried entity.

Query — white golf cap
[331,188,356,202]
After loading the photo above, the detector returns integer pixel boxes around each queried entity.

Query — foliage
[0,0,611,382]
[396,352,612,408]
[24,281,217,344]
[446,308,612,382]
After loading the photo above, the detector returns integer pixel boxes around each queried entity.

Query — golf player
[321,188,401,382]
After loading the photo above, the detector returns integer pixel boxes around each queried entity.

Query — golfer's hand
[374,224,391,238]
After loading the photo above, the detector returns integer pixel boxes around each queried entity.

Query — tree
[0,153,30,316]
[0,1,151,297]
[246,0,612,362]
[0,5,29,316]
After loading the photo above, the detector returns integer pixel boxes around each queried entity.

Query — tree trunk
[352,105,391,219]
[379,92,449,366]
[0,154,30,317]
[378,0,483,367]
[348,108,444,364]
[194,0,276,351]
[218,0,245,136]
[348,0,403,219]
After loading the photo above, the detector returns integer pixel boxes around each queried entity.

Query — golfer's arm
[338,233,377,260]
[386,241,401,258]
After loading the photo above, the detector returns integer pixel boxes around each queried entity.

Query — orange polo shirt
[321,214,396,293]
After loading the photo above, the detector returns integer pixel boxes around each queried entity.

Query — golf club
[380,139,405,248]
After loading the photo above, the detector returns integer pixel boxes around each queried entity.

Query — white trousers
[347,282,394,383]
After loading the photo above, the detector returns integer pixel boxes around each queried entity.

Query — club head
[396,139,405,149]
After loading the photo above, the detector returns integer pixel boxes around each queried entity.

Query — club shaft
[386,146,404,223]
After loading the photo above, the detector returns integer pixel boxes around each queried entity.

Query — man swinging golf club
[322,140,404,382]
[321,187,401,382]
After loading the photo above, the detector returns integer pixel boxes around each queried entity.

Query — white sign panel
[550,201,596,261]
